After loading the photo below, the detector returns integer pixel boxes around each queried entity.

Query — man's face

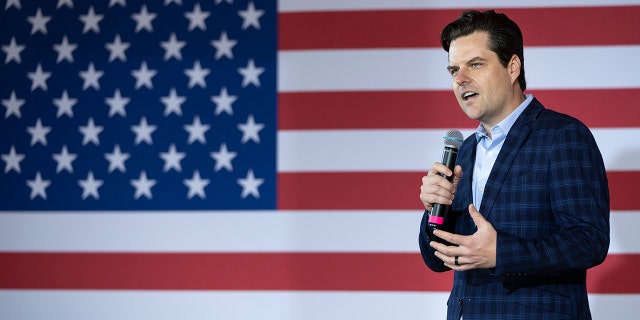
[447,31,519,128]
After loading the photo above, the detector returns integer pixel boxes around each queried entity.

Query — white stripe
[0,290,448,320]
[278,46,640,92]
[279,0,640,12]
[278,129,474,172]
[589,294,640,319]
[0,210,636,253]
[0,210,423,252]
[279,49,449,91]
[0,290,638,320]
[277,128,640,172]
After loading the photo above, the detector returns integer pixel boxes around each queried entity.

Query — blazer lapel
[453,136,477,214]
[478,99,544,218]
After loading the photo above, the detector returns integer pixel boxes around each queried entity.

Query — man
[418,10,610,319]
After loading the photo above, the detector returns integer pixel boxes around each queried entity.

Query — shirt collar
[475,94,533,141]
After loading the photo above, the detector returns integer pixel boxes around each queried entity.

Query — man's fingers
[432,229,464,247]
[428,162,453,177]
[433,250,458,264]
[431,243,468,270]
[421,176,454,194]
[420,172,457,209]
[430,241,458,258]
[420,189,454,207]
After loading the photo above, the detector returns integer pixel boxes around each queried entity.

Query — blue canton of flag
[0,0,277,210]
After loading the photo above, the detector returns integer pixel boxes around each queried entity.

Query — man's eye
[449,69,458,76]
[472,63,481,68]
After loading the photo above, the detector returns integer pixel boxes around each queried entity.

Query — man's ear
[508,54,521,83]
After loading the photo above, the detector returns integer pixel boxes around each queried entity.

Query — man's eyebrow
[447,56,488,71]
[467,56,487,64]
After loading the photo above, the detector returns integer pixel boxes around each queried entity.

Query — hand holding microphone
[420,129,464,229]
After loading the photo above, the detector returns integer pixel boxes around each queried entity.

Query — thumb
[452,165,463,189]
[468,204,487,227]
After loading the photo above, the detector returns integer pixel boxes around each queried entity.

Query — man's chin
[460,106,481,121]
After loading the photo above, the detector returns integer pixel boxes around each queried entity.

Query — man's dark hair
[441,10,526,91]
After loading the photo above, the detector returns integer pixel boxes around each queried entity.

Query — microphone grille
[443,129,464,148]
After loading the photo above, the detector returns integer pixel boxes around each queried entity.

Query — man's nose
[455,69,470,86]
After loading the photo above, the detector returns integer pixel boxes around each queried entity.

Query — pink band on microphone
[428,215,444,225]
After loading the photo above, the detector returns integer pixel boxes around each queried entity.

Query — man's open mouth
[462,91,478,101]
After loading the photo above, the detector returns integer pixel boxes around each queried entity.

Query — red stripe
[0,252,450,291]
[279,172,424,210]
[278,91,473,130]
[588,254,640,294]
[278,89,640,130]
[278,171,635,211]
[609,171,636,211]
[0,252,635,293]
[279,6,640,50]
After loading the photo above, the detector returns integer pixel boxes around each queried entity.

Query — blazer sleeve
[493,119,610,278]
[419,209,459,272]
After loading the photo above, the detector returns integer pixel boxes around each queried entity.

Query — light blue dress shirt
[472,94,533,211]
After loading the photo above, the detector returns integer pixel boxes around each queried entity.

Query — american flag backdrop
[1,0,639,319]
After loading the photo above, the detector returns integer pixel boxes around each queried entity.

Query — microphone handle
[428,146,458,228]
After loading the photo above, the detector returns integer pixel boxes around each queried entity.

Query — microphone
[428,129,464,229]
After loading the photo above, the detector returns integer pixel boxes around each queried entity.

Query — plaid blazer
[419,98,610,320]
